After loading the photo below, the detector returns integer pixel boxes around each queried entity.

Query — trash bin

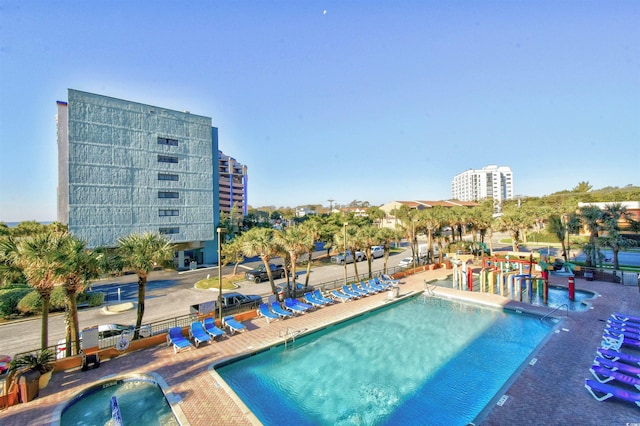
[17,369,40,402]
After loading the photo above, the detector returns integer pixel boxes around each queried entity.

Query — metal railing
[540,303,569,323]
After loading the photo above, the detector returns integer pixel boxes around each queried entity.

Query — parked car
[216,292,263,311]
[245,263,286,283]
[370,246,384,259]
[398,257,415,268]
[276,283,315,300]
[331,250,366,265]
[56,323,151,358]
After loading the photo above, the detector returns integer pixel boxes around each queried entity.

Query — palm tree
[57,234,102,355]
[580,206,604,267]
[221,236,246,276]
[274,226,311,298]
[241,228,280,295]
[357,225,381,278]
[299,218,323,286]
[496,205,527,251]
[366,206,385,228]
[117,233,173,339]
[1,231,65,350]
[547,215,567,261]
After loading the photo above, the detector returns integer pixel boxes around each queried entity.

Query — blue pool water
[529,285,595,311]
[60,378,179,425]
[216,296,554,425]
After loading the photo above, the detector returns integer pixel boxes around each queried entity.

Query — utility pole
[328,199,334,214]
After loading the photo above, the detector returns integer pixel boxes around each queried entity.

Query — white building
[451,165,513,209]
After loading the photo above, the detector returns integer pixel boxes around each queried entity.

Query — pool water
[61,379,178,426]
[216,296,554,425]
[529,285,595,311]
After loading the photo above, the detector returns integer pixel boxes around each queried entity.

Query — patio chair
[271,302,294,318]
[350,283,370,296]
[596,347,640,367]
[304,292,326,307]
[331,289,352,303]
[313,289,335,304]
[222,315,247,335]
[284,298,309,314]
[189,321,212,348]
[611,312,640,324]
[590,364,640,389]
[203,317,225,339]
[258,303,281,323]
[341,285,362,299]
[380,274,400,285]
[593,356,640,378]
[167,327,192,353]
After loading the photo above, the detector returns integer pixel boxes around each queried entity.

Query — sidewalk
[2,268,639,425]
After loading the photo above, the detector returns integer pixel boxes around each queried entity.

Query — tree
[357,225,381,278]
[274,226,311,298]
[57,234,102,355]
[299,218,323,286]
[241,228,280,295]
[221,236,246,276]
[366,206,385,228]
[580,206,604,267]
[377,227,400,274]
[117,233,173,339]
[496,205,528,251]
[547,215,568,261]
[0,232,65,350]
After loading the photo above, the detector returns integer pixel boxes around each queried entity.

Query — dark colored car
[245,263,286,283]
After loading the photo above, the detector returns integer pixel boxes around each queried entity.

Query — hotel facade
[57,89,221,265]
[451,165,513,209]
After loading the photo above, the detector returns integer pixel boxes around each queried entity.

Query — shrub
[17,291,42,314]
[0,287,32,318]
[82,291,104,307]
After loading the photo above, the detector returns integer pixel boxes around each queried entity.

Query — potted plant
[8,349,55,390]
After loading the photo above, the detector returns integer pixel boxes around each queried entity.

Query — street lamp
[343,222,348,285]
[217,227,227,321]
[412,219,416,271]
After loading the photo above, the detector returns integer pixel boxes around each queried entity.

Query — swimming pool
[215,295,555,425]
[529,285,596,311]
[54,373,182,426]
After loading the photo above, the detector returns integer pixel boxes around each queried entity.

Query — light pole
[343,222,348,285]
[412,219,416,271]
[217,227,227,321]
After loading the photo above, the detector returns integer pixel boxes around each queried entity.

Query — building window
[158,155,179,164]
[158,191,179,199]
[158,173,179,181]
[158,137,178,146]
[159,209,179,217]
[159,227,179,235]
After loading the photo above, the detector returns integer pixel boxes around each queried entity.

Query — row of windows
[158,191,179,199]
[158,137,178,146]
[159,209,179,217]
[158,155,179,164]
[159,227,179,235]
[158,173,179,181]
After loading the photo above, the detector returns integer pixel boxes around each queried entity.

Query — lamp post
[216,227,227,321]
[412,219,416,271]
[343,222,348,285]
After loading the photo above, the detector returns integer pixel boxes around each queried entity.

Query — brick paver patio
[1,268,639,425]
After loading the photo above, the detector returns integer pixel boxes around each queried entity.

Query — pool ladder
[423,280,436,297]
[540,303,569,323]
[279,327,304,349]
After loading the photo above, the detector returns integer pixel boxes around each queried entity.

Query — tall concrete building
[57,89,221,265]
[218,150,248,217]
[451,165,513,209]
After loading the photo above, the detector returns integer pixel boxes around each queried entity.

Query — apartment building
[57,89,221,265]
[218,150,248,217]
[451,165,513,209]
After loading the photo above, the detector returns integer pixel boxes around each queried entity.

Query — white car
[398,257,415,268]
[370,246,384,259]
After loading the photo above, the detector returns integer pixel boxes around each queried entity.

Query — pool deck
[2,268,640,425]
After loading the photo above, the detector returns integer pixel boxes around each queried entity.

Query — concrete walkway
[2,268,639,425]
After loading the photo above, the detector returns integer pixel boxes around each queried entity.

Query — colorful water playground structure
[449,251,579,305]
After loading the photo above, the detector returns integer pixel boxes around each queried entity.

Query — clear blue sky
[1,1,638,222]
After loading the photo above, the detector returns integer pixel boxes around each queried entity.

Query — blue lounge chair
[601,333,624,351]
[189,321,212,348]
[380,274,400,285]
[313,289,334,304]
[203,317,225,339]
[258,303,280,323]
[594,356,640,378]
[590,365,640,389]
[607,317,640,330]
[607,321,640,335]
[372,277,391,289]
[167,327,192,353]
[603,331,640,349]
[360,281,379,293]
[331,289,352,303]
[350,283,369,296]
[585,379,640,407]
[341,285,362,299]
[288,297,314,311]
[605,327,640,340]
[284,298,308,314]
[597,347,640,367]
[304,292,326,307]
[270,302,293,318]
[611,312,640,324]
[222,315,247,334]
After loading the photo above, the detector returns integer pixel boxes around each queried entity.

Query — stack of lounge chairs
[328,276,397,302]
[585,311,640,407]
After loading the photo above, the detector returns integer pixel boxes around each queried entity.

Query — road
[0,249,410,357]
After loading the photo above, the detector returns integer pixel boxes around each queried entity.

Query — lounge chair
[601,333,624,351]
[367,279,385,291]
[270,302,293,318]
[222,315,247,334]
[304,292,326,307]
[594,356,640,378]
[203,317,225,339]
[350,283,369,296]
[167,327,192,353]
[605,327,640,341]
[597,347,640,367]
[612,312,640,323]
[189,321,212,348]
[590,365,640,389]
[603,331,640,349]
[331,289,352,303]
[289,298,314,311]
[341,285,362,299]
[380,274,400,285]
[284,298,308,314]
[313,289,334,304]
[361,281,380,293]
[585,379,640,407]
[607,320,640,334]
[258,303,280,323]
[372,277,390,290]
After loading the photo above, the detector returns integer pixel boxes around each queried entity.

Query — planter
[38,370,52,389]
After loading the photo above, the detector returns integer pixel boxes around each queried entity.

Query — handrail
[540,303,569,322]
[423,280,435,297]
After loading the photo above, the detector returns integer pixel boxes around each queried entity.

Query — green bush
[49,287,67,310]
[17,291,42,314]
[0,287,32,318]
[82,291,104,307]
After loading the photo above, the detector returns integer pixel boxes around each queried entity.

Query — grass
[194,274,244,290]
